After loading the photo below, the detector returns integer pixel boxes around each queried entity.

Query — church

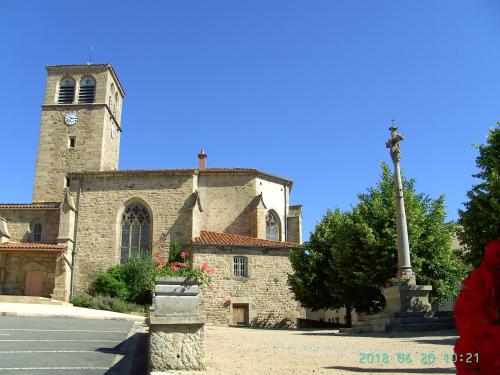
[0,64,305,327]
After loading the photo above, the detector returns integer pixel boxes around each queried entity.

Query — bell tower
[33,64,125,202]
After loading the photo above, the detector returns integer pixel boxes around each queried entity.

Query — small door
[24,271,43,296]
[232,304,249,326]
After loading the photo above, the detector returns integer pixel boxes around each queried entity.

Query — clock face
[64,111,78,126]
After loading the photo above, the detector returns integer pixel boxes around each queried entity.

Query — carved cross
[386,125,404,163]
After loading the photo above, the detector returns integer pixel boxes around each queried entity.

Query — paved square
[0,317,134,375]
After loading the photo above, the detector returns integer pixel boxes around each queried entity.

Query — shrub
[91,265,128,300]
[121,255,156,305]
[70,293,147,314]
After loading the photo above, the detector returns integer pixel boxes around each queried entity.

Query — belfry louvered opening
[78,77,95,103]
[58,78,75,104]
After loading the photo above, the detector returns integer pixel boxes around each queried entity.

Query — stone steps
[341,312,455,334]
[0,295,68,305]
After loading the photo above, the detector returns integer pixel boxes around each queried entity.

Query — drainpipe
[283,183,288,241]
[69,174,82,299]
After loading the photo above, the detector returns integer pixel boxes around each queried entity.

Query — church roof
[192,230,303,249]
[0,203,60,209]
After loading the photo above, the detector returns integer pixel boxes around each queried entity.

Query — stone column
[386,126,416,285]
[383,125,432,314]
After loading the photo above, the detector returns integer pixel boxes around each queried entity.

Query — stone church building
[0,64,305,327]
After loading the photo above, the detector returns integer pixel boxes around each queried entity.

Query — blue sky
[1,1,499,241]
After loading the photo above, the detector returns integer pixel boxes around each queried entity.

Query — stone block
[154,296,199,316]
[382,284,433,314]
[155,284,199,296]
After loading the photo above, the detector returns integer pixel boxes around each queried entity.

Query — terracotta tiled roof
[0,243,66,251]
[192,230,303,249]
[0,203,60,209]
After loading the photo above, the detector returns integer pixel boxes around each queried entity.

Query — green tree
[289,163,467,315]
[458,124,500,267]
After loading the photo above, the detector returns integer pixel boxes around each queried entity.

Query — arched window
[78,77,95,103]
[108,83,114,107]
[265,210,280,241]
[113,92,118,115]
[58,78,75,104]
[30,223,42,243]
[120,203,150,263]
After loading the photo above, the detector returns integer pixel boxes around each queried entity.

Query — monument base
[340,284,455,333]
[149,314,206,371]
[382,284,433,315]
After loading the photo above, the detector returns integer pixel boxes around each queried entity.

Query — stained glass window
[120,204,150,263]
[265,211,280,241]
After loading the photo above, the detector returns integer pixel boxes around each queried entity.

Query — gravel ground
[203,326,458,375]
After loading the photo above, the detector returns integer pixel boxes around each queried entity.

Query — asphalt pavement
[0,316,147,375]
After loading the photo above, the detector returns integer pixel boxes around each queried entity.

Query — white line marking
[0,367,109,371]
[0,339,121,342]
[0,334,9,336]
[0,329,126,333]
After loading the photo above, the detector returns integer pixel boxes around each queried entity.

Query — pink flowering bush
[153,249,215,285]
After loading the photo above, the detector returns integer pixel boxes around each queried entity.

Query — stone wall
[72,171,194,292]
[0,253,57,297]
[0,209,60,243]
[198,174,256,237]
[192,246,305,327]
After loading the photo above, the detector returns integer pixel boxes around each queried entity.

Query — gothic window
[78,77,96,103]
[265,210,280,241]
[30,223,42,243]
[233,256,248,278]
[58,78,75,104]
[120,203,150,263]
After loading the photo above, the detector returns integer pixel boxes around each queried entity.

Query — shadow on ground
[99,331,149,375]
[325,366,455,373]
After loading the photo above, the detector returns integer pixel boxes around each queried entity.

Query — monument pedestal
[341,284,455,333]
[382,284,433,315]
[149,277,206,372]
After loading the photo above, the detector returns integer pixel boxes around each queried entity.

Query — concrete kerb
[0,303,147,322]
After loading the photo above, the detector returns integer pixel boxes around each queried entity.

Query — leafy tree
[458,124,500,267]
[289,163,468,315]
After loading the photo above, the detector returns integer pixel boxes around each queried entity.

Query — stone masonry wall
[0,253,57,297]
[73,172,194,292]
[198,174,257,237]
[192,247,305,327]
[0,209,60,243]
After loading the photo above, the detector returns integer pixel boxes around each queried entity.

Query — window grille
[233,256,248,277]
[30,223,42,243]
[120,203,150,263]
[58,78,75,104]
[265,211,280,241]
[78,77,96,103]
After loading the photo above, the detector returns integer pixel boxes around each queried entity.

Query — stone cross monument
[385,125,416,285]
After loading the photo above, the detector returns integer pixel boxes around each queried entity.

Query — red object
[454,239,500,374]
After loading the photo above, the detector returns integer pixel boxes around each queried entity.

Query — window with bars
[265,210,281,241]
[120,203,150,263]
[108,83,114,107]
[78,77,96,103]
[58,78,75,104]
[233,256,248,278]
[30,223,42,243]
